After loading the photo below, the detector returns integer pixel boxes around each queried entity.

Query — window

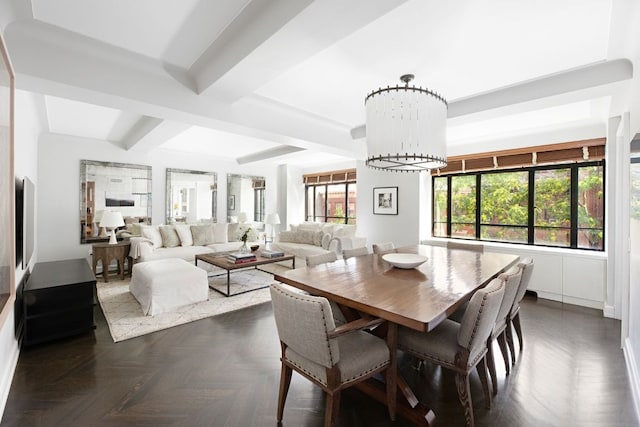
[304,169,356,224]
[433,161,604,251]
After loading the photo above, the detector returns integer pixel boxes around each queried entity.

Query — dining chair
[398,277,505,427]
[372,241,396,254]
[447,240,485,253]
[305,252,347,324]
[306,252,338,267]
[342,246,369,259]
[484,266,522,395]
[506,258,534,365]
[270,283,396,426]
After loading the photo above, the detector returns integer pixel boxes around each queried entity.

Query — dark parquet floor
[2,295,638,427]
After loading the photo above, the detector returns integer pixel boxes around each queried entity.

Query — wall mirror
[166,168,217,224]
[226,174,265,223]
[80,160,151,244]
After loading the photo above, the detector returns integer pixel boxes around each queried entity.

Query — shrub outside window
[432,161,604,251]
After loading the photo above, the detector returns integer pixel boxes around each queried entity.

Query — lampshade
[265,213,281,225]
[365,74,448,172]
[237,212,248,223]
[100,211,124,244]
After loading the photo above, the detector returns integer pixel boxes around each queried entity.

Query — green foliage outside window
[480,172,528,242]
[433,161,604,251]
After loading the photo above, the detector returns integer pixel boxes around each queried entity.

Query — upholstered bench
[130,258,209,315]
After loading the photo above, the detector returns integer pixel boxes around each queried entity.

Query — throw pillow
[333,224,357,238]
[295,229,315,245]
[191,224,215,246]
[321,232,332,250]
[214,223,229,243]
[126,223,143,236]
[174,224,193,246]
[141,225,163,248]
[279,230,296,243]
[159,225,180,248]
[312,230,324,246]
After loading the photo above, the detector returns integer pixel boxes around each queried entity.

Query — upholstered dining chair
[506,258,534,365]
[270,283,396,426]
[342,246,369,259]
[372,241,396,254]
[484,266,523,395]
[306,251,338,267]
[398,277,505,427]
[305,252,347,324]
[447,240,485,253]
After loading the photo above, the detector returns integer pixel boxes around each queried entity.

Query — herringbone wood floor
[2,296,638,426]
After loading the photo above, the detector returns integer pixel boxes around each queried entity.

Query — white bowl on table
[382,253,428,269]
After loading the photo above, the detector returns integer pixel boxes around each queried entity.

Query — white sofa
[272,222,366,266]
[128,222,262,263]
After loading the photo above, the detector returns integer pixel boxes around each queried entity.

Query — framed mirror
[166,168,217,224]
[226,174,265,223]
[80,160,151,244]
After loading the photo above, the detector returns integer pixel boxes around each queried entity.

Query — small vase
[240,241,250,253]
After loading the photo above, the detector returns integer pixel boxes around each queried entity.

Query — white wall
[0,90,43,415]
[355,160,424,248]
[36,134,278,262]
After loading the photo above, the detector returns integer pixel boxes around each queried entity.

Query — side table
[92,240,132,282]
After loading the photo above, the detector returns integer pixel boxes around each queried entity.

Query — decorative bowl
[382,253,428,269]
[250,244,260,252]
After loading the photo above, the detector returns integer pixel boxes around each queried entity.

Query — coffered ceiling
[1,0,634,167]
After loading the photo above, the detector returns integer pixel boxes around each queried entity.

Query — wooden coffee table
[195,251,295,297]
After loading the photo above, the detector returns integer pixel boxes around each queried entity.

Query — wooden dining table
[273,244,519,426]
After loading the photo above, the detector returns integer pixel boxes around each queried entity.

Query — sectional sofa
[127,222,262,263]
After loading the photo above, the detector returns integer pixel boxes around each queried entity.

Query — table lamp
[265,213,281,242]
[100,211,124,244]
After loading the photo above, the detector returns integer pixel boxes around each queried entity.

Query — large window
[433,161,604,251]
[304,169,356,224]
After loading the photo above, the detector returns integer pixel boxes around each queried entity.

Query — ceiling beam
[122,117,190,152]
[189,0,314,96]
[236,145,306,164]
[201,0,408,103]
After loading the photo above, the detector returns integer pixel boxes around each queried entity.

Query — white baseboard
[603,304,617,319]
[623,338,640,423]
[0,340,20,418]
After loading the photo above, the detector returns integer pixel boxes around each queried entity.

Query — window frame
[432,160,605,251]
[305,181,357,224]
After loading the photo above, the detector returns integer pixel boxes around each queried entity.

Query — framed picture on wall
[228,195,235,210]
[373,187,398,215]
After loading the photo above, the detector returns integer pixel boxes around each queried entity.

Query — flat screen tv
[14,177,22,268]
[23,176,35,269]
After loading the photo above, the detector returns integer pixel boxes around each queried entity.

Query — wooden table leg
[101,255,109,282]
[354,379,435,426]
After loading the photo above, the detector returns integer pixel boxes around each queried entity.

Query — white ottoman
[130,258,209,315]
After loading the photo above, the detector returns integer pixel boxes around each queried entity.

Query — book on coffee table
[261,250,285,258]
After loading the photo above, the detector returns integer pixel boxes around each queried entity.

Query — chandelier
[365,74,448,172]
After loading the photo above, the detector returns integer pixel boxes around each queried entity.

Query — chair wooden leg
[476,356,491,409]
[455,372,475,427]
[513,313,524,350]
[496,332,510,376]
[325,390,341,427]
[505,319,517,366]
[486,339,498,395]
[277,363,292,423]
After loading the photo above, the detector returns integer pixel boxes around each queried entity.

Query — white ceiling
[2,0,633,168]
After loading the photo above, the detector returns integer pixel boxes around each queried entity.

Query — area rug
[97,268,281,343]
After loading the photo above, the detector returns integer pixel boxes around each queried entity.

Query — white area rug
[97,268,280,342]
